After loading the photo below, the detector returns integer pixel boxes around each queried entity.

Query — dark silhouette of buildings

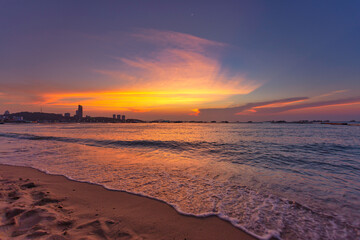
[0,106,133,123]
[113,114,126,122]
[112,113,126,122]
[75,105,83,118]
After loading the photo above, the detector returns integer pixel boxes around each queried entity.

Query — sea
[0,123,359,239]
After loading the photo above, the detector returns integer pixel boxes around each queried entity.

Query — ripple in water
[0,123,360,239]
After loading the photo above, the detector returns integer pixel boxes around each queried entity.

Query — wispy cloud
[200,97,308,115]
[96,48,258,95]
[47,97,95,104]
[1,29,261,114]
[0,84,47,105]
[199,96,360,119]
[130,29,226,52]
[314,89,348,99]
[92,29,261,108]
[253,97,360,114]
[77,30,261,111]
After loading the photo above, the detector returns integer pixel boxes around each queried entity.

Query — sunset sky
[1,1,359,121]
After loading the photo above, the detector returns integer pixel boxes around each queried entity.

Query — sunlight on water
[1,123,360,239]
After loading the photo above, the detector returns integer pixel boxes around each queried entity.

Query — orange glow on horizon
[0,29,263,116]
[39,89,242,113]
[189,108,200,116]
[81,31,261,114]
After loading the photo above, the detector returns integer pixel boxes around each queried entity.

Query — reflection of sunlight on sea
[0,123,360,239]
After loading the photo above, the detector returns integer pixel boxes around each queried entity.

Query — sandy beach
[0,164,255,240]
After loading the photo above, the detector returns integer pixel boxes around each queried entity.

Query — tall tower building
[76,105,83,118]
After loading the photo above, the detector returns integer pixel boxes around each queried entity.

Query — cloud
[253,97,360,114]
[97,48,258,95]
[199,97,308,116]
[93,29,261,106]
[199,96,360,119]
[48,97,95,104]
[1,29,261,115]
[130,29,226,52]
[0,84,47,105]
[314,89,348,99]
[189,108,200,116]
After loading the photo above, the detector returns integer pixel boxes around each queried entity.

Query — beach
[0,164,255,240]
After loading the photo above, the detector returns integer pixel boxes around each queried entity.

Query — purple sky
[0,1,359,121]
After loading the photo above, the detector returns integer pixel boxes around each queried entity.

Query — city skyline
[1,1,360,121]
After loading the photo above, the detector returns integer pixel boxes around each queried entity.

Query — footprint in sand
[0,177,137,240]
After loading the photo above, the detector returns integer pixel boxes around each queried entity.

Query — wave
[1,162,359,240]
[1,132,358,151]
[1,132,359,169]
[0,132,207,151]
[1,130,360,239]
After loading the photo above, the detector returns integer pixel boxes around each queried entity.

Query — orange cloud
[82,30,261,112]
[250,99,308,111]
[1,30,261,115]
[96,38,259,96]
[252,97,360,114]
[189,108,200,116]
[199,97,309,117]
[199,96,360,120]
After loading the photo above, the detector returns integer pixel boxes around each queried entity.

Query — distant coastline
[1,111,359,126]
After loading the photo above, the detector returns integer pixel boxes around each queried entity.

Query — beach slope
[0,164,255,240]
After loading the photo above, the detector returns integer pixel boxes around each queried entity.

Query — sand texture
[0,164,255,240]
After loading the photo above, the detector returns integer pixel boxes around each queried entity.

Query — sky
[0,0,359,121]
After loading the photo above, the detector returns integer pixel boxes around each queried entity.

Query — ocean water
[0,123,359,239]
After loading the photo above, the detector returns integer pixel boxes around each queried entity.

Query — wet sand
[0,164,256,240]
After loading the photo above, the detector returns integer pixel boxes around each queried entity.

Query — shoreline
[0,164,256,240]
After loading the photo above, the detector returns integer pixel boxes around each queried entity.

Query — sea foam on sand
[0,164,255,240]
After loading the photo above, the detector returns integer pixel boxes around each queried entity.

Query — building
[117,115,121,120]
[4,110,10,116]
[64,113,71,118]
[75,105,83,118]
[122,115,125,121]
[113,114,116,119]
[13,116,23,121]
